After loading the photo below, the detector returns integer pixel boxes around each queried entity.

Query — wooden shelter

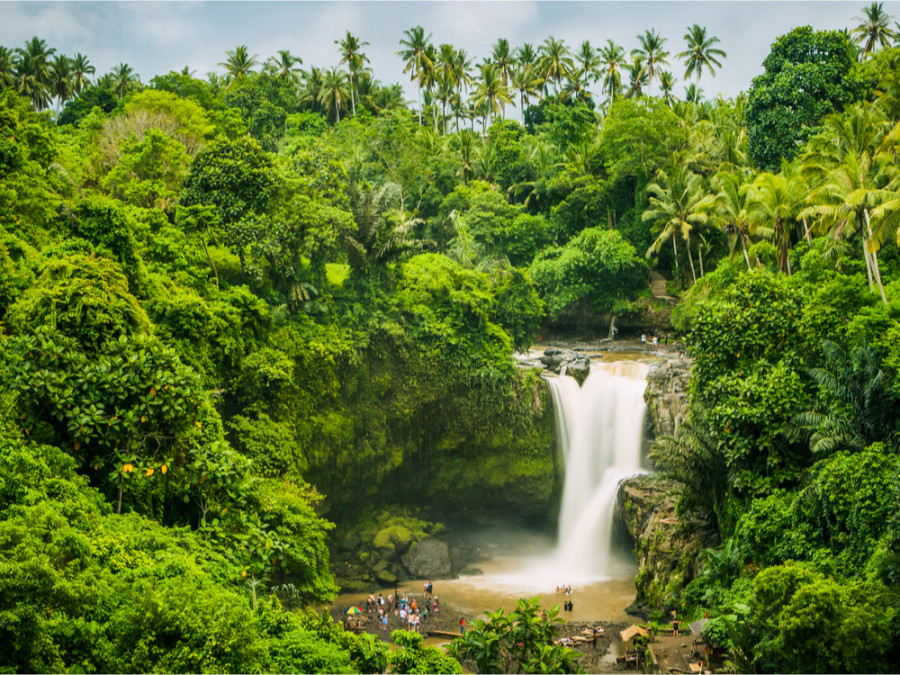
[619,625,649,642]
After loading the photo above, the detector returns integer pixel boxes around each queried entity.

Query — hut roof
[619,625,649,642]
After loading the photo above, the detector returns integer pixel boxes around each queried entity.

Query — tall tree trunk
[740,235,752,270]
[350,72,357,116]
[417,85,422,126]
[685,230,697,284]
[671,235,682,290]
[864,208,888,304]
[201,237,220,289]
[698,237,705,277]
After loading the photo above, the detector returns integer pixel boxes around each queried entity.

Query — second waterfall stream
[547,360,650,579]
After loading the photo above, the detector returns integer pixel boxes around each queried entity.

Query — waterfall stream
[547,361,650,578]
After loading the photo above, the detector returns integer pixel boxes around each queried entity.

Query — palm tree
[48,54,73,113]
[800,106,891,302]
[599,40,626,101]
[491,38,516,119]
[677,24,727,82]
[472,63,512,129]
[748,170,805,275]
[516,42,538,68]
[0,47,14,88]
[511,62,542,122]
[71,53,94,94]
[346,182,422,270]
[111,63,140,98]
[538,36,573,96]
[13,50,50,110]
[301,66,325,113]
[643,162,709,286]
[268,50,302,83]
[684,83,704,103]
[319,67,350,124]
[852,2,897,59]
[701,169,758,270]
[658,70,677,106]
[419,43,440,129]
[624,57,648,99]
[336,32,369,116]
[219,45,259,90]
[631,29,669,94]
[397,25,433,125]
[574,40,601,91]
[798,340,898,455]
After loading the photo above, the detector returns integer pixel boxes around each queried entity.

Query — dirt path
[650,271,678,303]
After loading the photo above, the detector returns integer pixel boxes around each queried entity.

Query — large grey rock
[644,360,691,437]
[402,539,452,578]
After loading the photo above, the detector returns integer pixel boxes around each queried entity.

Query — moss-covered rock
[617,474,718,612]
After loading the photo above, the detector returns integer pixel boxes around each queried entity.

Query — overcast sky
[2,1,897,104]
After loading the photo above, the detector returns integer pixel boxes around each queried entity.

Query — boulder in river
[402,539,452,578]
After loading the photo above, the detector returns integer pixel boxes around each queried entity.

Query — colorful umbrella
[346,605,363,614]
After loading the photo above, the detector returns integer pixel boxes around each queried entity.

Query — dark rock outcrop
[644,359,691,438]
[617,474,718,611]
[402,539,453,578]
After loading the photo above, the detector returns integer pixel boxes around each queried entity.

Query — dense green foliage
[450,598,580,674]
[2,8,900,672]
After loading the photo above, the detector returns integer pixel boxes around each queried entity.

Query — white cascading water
[547,361,650,578]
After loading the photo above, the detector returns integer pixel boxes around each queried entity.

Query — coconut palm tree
[472,63,512,129]
[599,40,627,101]
[677,24,727,82]
[71,53,95,94]
[13,50,50,110]
[511,62,542,122]
[658,70,677,106]
[748,169,805,276]
[0,47,14,89]
[397,25,433,125]
[574,40,601,91]
[220,45,259,90]
[268,50,302,84]
[516,42,538,68]
[643,162,709,286]
[684,83,704,103]
[319,67,350,124]
[336,32,369,116]
[852,2,897,59]
[48,54,73,113]
[800,107,892,302]
[624,57,648,99]
[631,29,669,94]
[301,66,325,113]
[538,36,573,96]
[111,63,140,99]
[701,169,758,270]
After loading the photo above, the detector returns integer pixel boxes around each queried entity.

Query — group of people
[360,584,440,634]
[556,585,575,612]
[641,333,669,347]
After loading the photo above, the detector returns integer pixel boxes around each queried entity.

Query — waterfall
[546,361,649,578]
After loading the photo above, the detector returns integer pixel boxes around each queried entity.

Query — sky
[1,0,896,105]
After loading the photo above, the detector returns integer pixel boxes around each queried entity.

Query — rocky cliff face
[614,358,717,614]
[616,474,719,614]
[644,359,691,438]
